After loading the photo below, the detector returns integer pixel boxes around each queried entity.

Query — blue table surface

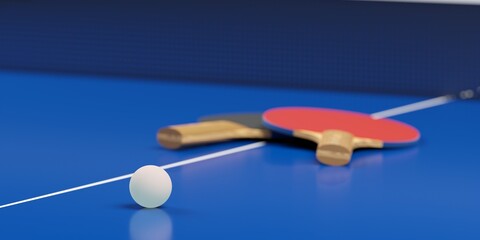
[0,70,479,239]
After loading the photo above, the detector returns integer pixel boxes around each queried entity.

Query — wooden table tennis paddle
[157,113,272,149]
[262,107,420,166]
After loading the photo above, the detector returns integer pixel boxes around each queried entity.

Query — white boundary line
[0,142,266,209]
[0,174,134,209]
[0,95,457,209]
[371,95,453,119]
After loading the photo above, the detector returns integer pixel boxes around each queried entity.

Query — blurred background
[1,0,479,96]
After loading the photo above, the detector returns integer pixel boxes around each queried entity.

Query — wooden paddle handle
[157,120,269,149]
[295,129,383,166]
[315,130,354,166]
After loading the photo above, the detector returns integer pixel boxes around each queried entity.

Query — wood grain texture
[294,129,383,166]
[157,120,271,149]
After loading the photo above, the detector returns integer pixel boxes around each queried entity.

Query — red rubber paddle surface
[263,107,420,144]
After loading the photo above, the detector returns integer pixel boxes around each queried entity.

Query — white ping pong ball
[129,165,172,208]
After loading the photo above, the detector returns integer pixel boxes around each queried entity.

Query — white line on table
[0,142,266,209]
[370,95,453,119]
[0,94,457,209]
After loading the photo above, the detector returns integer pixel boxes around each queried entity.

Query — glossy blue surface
[0,70,479,239]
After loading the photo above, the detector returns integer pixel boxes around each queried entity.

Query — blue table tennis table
[1,70,479,239]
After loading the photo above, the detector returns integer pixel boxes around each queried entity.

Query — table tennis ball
[129,165,172,208]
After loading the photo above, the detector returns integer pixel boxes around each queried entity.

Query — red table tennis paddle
[262,107,420,166]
